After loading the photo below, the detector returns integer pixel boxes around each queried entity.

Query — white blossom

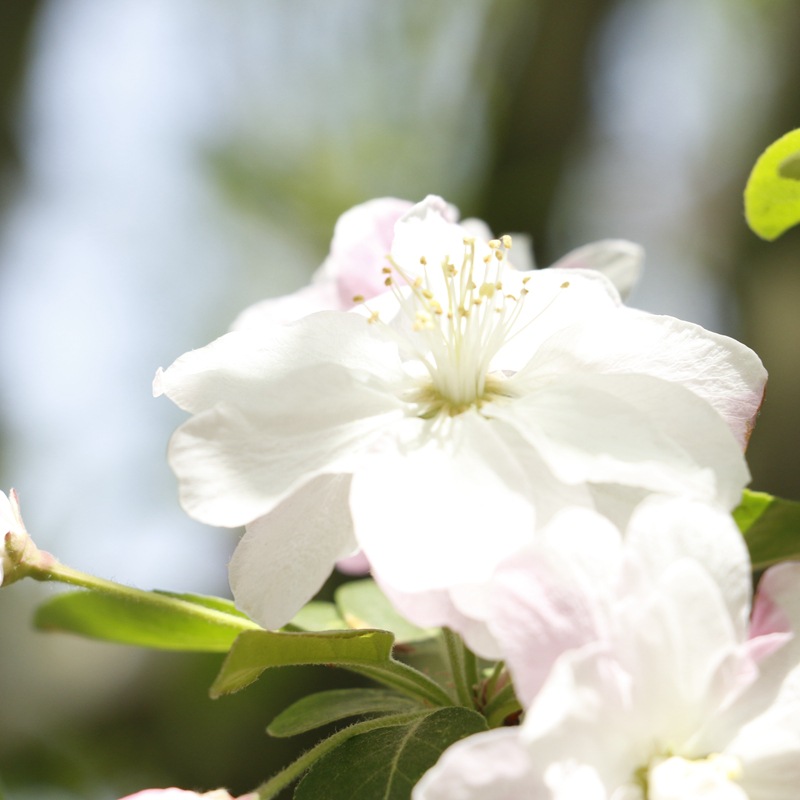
[156,196,765,629]
[414,499,800,800]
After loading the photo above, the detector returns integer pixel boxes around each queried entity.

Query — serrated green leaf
[294,707,488,800]
[268,688,422,738]
[744,129,800,240]
[35,589,259,652]
[285,600,348,632]
[210,629,396,698]
[734,489,800,570]
[335,579,437,644]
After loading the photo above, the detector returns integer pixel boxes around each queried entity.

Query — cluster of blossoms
[149,194,800,799]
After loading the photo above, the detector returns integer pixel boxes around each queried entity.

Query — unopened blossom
[156,195,765,630]
[1,489,49,587]
[414,499,800,800]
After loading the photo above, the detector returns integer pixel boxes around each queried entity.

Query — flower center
[358,234,545,417]
[637,753,744,800]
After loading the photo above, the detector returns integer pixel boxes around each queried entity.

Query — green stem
[483,681,521,728]
[442,627,475,708]
[30,561,262,634]
[255,710,431,799]
[483,659,505,700]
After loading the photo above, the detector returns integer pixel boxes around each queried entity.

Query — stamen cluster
[360,235,535,415]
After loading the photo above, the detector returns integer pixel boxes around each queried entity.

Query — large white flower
[155,196,765,629]
[414,499,800,800]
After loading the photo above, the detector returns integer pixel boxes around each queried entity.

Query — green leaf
[294,707,488,800]
[268,688,422,738]
[744,129,800,240]
[285,600,348,632]
[35,589,259,652]
[335,579,437,644]
[210,629,454,707]
[211,629,394,697]
[734,489,800,570]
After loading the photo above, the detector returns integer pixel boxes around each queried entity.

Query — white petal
[518,306,767,449]
[155,311,403,414]
[549,239,644,300]
[728,658,800,800]
[168,362,401,527]
[625,497,752,641]
[698,564,800,757]
[413,728,539,800]
[352,413,537,594]
[229,474,356,629]
[489,373,749,510]
[392,195,470,274]
[491,268,622,374]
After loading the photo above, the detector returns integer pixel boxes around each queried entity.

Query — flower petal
[489,373,749,509]
[549,239,644,300]
[155,311,403,414]
[413,728,540,800]
[352,414,537,594]
[167,361,401,527]
[229,474,356,629]
[518,306,767,449]
[624,497,752,642]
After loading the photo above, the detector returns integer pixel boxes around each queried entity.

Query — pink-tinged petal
[489,373,749,511]
[486,509,623,705]
[521,306,767,449]
[549,239,644,300]
[413,728,540,800]
[155,311,404,414]
[353,414,537,595]
[326,197,415,306]
[167,362,402,527]
[229,474,356,629]
[335,549,371,575]
[379,581,503,658]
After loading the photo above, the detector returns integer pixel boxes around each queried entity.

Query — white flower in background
[414,499,800,800]
[155,195,765,629]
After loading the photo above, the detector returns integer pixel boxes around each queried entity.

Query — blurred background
[1,0,799,797]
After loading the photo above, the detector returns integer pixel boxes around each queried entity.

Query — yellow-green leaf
[745,129,800,240]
